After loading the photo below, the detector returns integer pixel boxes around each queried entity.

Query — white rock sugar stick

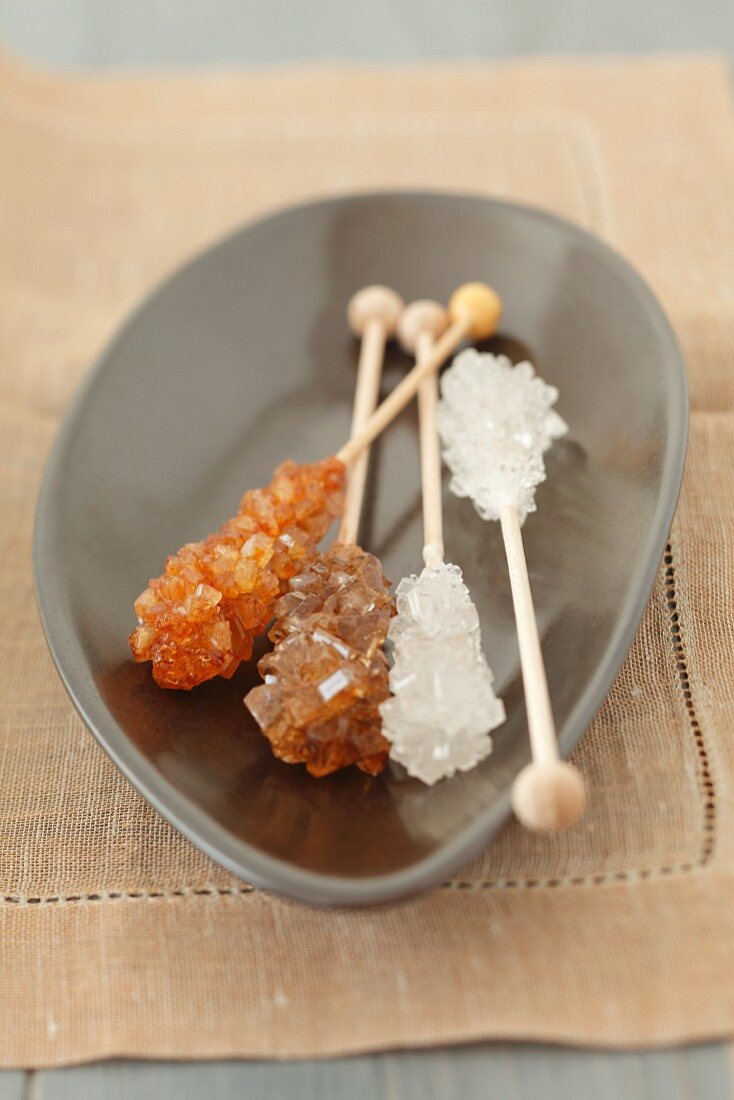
[380,302,505,785]
[438,349,587,830]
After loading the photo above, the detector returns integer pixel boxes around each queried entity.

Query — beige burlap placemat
[2,51,734,1067]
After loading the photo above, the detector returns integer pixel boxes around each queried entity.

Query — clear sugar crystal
[380,562,505,784]
[437,350,568,523]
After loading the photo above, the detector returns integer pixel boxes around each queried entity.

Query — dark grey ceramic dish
[34,192,687,907]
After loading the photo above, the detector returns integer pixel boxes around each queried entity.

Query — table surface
[3,1,733,1095]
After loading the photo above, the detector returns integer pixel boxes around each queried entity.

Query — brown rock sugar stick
[244,287,402,776]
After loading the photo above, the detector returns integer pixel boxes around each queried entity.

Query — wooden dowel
[416,330,444,569]
[340,284,403,543]
[338,318,387,544]
[337,316,470,466]
[501,503,587,831]
[500,505,557,764]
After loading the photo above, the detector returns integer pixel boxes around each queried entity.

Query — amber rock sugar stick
[130,283,499,692]
[128,456,346,690]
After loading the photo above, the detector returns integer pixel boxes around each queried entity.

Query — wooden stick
[396,301,453,569]
[337,282,502,466]
[338,319,388,543]
[500,506,556,763]
[337,317,469,467]
[339,286,403,544]
[417,331,444,569]
[501,504,587,831]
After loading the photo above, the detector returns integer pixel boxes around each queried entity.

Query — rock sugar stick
[380,302,505,783]
[129,458,346,690]
[438,347,587,829]
[130,282,500,692]
[245,286,403,776]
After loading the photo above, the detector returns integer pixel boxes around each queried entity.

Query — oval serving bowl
[34,192,687,907]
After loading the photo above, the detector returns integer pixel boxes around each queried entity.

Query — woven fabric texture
[1,53,733,1066]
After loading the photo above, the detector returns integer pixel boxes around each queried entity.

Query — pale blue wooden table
[2,1,732,1094]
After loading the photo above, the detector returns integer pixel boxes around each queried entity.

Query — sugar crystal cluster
[380,561,505,784]
[245,543,395,776]
[129,458,345,689]
[438,350,568,523]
